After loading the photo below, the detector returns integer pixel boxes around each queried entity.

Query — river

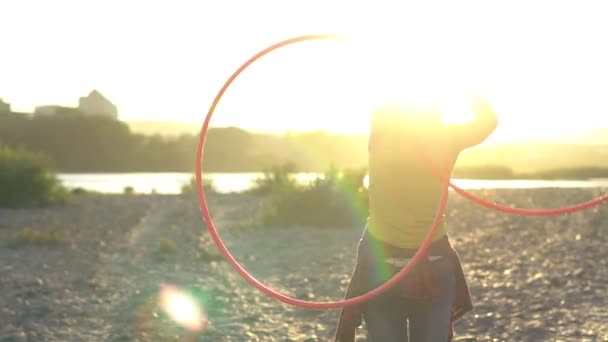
[57,173,608,194]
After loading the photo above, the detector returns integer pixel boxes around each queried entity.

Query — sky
[1,1,608,141]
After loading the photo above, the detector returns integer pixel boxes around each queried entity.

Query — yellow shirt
[367,101,457,248]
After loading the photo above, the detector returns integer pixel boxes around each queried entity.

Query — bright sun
[217,24,486,134]
[339,32,479,127]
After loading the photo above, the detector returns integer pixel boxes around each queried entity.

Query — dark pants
[362,254,455,341]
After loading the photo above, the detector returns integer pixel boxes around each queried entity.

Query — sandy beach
[1,188,607,341]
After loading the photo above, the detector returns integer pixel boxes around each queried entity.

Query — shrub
[123,185,135,195]
[14,228,61,244]
[0,146,69,208]
[259,165,368,228]
[181,176,217,195]
[71,187,89,195]
[158,238,177,254]
[248,162,298,195]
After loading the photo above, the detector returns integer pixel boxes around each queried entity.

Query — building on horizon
[0,98,10,113]
[32,90,118,119]
[78,90,118,120]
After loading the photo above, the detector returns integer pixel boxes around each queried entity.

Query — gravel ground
[0,189,607,341]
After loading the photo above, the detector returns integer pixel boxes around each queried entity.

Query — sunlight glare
[442,90,475,124]
[159,284,207,332]
[345,24,484,124]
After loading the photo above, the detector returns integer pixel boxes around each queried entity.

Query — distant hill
[125,119,608,144]
[2,113,607,174]
[123,120,608,173]
[457,142,608,173]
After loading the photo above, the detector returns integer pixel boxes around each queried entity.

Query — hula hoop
[414,149,608,216]
[196,34,608,309]
[195,34,452,309]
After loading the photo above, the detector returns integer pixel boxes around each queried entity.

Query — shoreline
[56,170,608,181]
[57,173,608,196]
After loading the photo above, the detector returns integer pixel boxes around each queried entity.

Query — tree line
[0,111,367,172]
[2,110,607,178]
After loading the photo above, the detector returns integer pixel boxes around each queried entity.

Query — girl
[335,93,498,341]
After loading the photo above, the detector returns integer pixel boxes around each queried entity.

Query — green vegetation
[158,237,177,254]
[0,111,366,172]
[523,167,608,180]
[248,163,298,195]
[0,146,69,208]
[457,143,608,174]
[71,187,92,195]
[250,162,608,228]
[255,165,368,228]
[180,176,217,195]
[2,111,608,177]
[14,228,61,245]
[453,165,608,180]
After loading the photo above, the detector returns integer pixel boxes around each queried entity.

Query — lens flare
[159,284,207,332]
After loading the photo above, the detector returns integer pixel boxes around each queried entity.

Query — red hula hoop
[196,34,451,309]
[196,34,608,309]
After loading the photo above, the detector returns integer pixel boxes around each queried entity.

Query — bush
[71,187,89,195]
[158,237,177,254]
[248,162,298,195]
[180,176,217,195]
[258,165,368,228]
[0,146,69,208]
[14,228,61,245]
